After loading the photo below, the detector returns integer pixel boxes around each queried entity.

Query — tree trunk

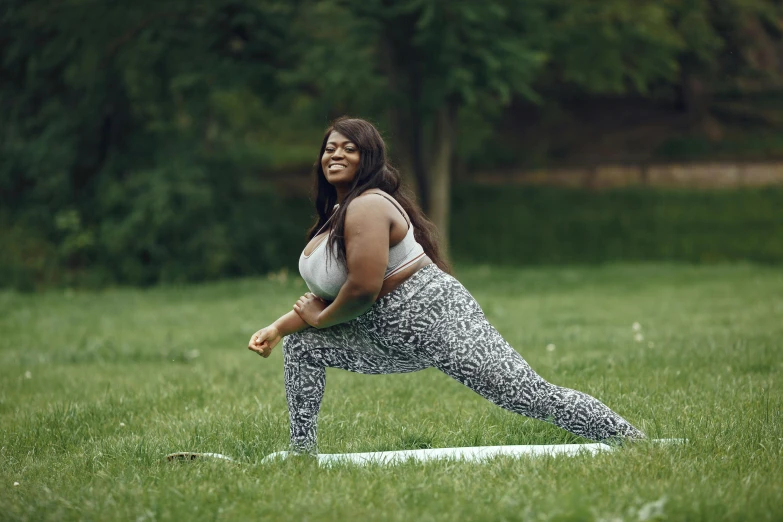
[427,103,456,256]
[388,108,417,195]
[379,23,430,210]
[390,67,429,212]
[678,64,723,141]
[409,106,429,212]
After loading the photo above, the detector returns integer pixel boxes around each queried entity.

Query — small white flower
[119,422,126,427]
[546,344,556,352]
[14,482,19,486]
[24,371,32,379]
[634,333,644,342]
[632,322,642,331]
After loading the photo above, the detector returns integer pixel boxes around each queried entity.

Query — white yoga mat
[167,440,684,466]
[262,443,612,466]
[261,439,684,467]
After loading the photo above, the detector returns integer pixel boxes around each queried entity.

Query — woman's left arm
[294,197,389,329]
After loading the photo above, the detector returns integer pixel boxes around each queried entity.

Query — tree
[4,0,779,287]
[288,0,695,253]
[288,0,549,251]
[665,0,783,138]
[0,0,307,285]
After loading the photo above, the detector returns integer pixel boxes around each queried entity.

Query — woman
[248,117,644,454]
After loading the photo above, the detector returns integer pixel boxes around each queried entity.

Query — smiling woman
[247,117,645,454]
[322,133,360,187]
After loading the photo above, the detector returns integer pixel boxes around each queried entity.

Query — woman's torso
[300,190,432,300]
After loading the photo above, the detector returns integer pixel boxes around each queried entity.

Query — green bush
[451,185,783,265]
[3,184,783,290]
[0,172,314,290]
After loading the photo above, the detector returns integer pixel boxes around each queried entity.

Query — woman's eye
[325,148,335,153]
[345,148,355,153]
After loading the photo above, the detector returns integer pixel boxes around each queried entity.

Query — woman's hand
[248,325,282,358]
[293,292,328,327]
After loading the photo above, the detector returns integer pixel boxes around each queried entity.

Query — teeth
[329,165,346,170]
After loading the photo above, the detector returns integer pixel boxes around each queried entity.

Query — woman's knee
[282,332,298,349]
[282,331,306,359]
[282,328,323,360]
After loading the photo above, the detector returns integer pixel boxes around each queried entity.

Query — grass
[1,263,782,521]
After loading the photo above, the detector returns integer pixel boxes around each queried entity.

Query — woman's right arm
[273,309,310,337]
[248,310,309,358]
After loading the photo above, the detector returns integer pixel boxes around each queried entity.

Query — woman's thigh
[284,321,429,375]
[360,268,484,353]
[382,271,545,403]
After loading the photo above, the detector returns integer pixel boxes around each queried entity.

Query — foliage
[0,0,313,287]
[545,0,685,94]
[2,0,782,288]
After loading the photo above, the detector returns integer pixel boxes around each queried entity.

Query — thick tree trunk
[380,22,430,210]
[379,23,454,251]
[427,104,456,255]
[678,64,723,141]
[388,108,417,195]
[409,108,429,212]
[389,108,430,210]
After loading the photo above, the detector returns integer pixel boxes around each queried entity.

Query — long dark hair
[306,116,451,274]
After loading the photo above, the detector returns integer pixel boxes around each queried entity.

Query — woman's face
[321,131,360,187]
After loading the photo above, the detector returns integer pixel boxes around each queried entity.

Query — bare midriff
[377,255,433,299]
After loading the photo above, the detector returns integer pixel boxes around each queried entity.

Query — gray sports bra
[298,192,426,300]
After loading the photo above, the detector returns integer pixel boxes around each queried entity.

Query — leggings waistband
[373,263,442,309]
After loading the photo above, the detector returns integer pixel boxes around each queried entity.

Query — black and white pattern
[283,264,645,453]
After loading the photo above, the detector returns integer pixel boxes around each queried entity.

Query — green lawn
[1,264,781,521]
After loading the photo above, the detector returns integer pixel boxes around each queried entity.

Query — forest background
[3,0,783,289]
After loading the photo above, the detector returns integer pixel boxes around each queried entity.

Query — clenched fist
[248,325,282,358]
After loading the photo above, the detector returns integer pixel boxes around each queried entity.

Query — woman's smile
[322,131,360,185]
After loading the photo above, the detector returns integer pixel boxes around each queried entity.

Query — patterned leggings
[283,264,644,453]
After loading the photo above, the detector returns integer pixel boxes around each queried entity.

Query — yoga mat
[262,443,612,466]
[261,439,684,466]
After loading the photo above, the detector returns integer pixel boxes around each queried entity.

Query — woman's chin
[326,173,355,185]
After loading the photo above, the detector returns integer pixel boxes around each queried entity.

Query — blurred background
[2,0,783,290]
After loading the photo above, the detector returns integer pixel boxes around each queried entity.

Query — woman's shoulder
[345,190,401,221]
[357,188,394,200]
[349,189,397,208]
